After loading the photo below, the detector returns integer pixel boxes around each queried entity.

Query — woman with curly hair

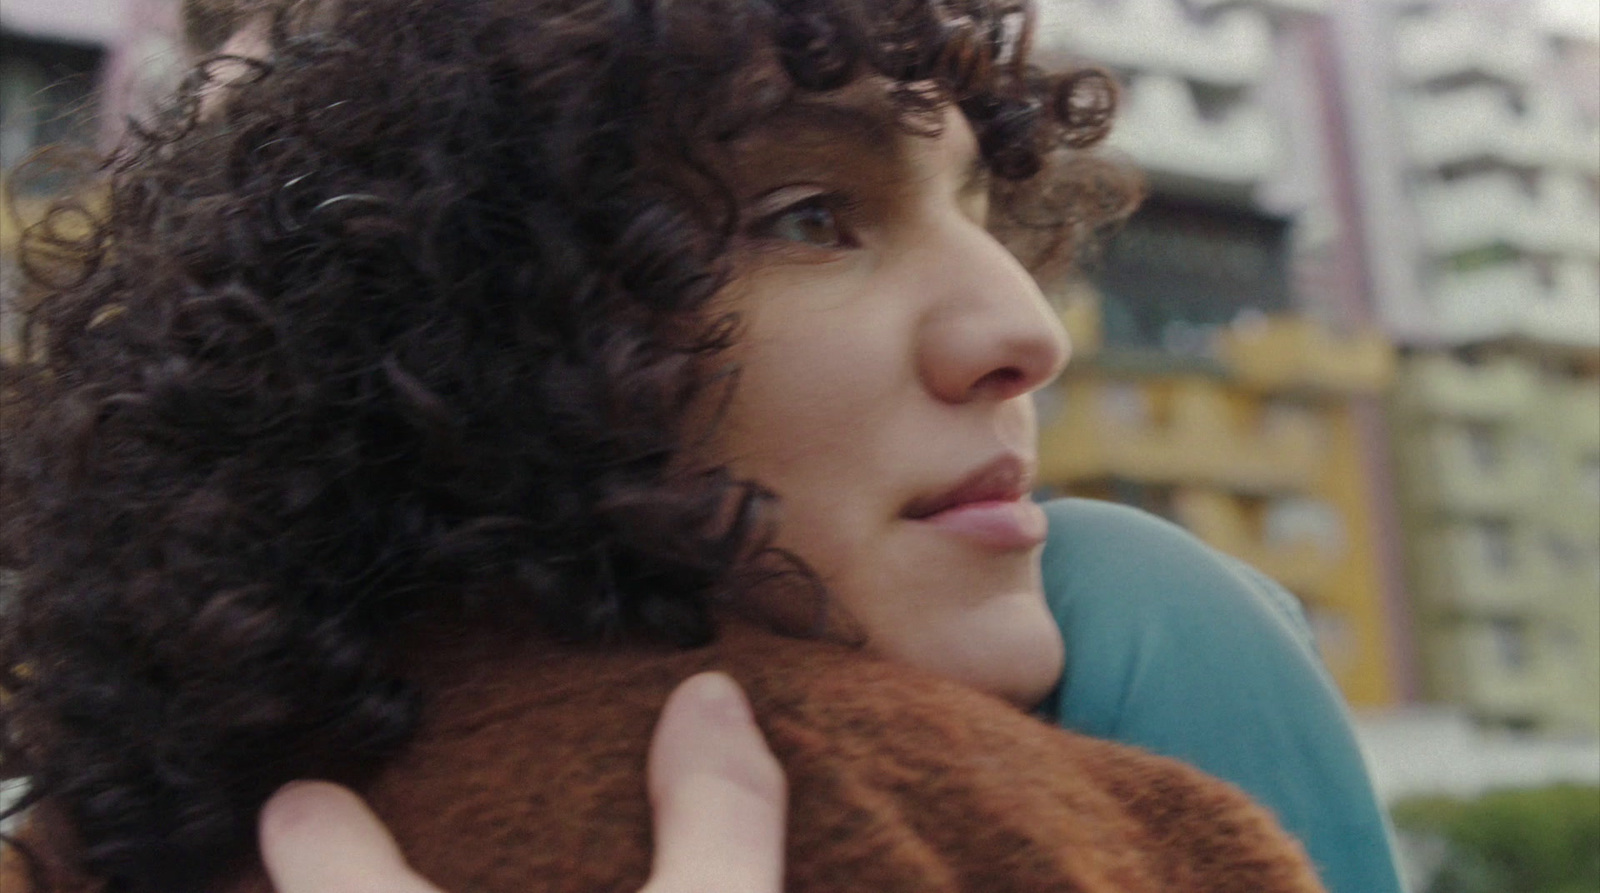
[0,0,1400,890]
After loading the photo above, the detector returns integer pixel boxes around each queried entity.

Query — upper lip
[901,454,1035,520]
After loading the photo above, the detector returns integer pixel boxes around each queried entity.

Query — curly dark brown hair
[0,0,1136,889]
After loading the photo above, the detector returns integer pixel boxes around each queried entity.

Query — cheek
[709,305,913,584]
[713,289,910,490]
[718,348,900,559]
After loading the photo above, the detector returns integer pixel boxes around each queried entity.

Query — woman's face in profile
[708,92,1071,708]
[192,16,1068,706]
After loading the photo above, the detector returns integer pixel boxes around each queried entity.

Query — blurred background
[2,0,1597,889]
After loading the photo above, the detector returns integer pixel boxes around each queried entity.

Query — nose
[915,222,1071,404]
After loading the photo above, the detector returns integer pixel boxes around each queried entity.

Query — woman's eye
[749,195,859,250]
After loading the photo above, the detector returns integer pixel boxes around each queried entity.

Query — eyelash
[745,192,863,252]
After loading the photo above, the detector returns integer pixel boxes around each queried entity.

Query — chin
[945,568,1064,709]
[980,608,1065,709]
[885,585,1065,711]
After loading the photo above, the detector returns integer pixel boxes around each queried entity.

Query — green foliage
[1392,784,1600,893]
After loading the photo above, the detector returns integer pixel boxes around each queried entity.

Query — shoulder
[382,624,1325,893]
[1039,498,1313,648]
[1037,497,1335,749]
[1037,500,1405,893]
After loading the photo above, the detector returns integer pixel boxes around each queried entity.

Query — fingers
[256,674,787,893]
[259,780,444,893]
[642,672,788,893]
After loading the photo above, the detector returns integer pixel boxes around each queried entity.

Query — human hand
[257,671,787,893]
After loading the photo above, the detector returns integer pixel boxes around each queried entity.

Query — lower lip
[914,499,1048,550]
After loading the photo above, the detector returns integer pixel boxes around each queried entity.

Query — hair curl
[0,0,1137,889]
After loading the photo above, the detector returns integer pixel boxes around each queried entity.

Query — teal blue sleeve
[1039,498,1404,893]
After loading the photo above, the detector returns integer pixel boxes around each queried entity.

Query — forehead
[751,78,903,144]
[724,82,979,191]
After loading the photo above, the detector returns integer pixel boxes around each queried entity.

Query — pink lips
[902,455,1048,551]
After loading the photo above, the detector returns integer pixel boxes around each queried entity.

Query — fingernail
[260,780,346,825]
[686,671,752,729]
[271,779,320,798]
[259,780,329,836]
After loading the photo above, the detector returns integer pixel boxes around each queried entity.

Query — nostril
[972,366,1026,397]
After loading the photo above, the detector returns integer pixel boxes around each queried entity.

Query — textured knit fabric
[5,621,1326,893]
[1039,498,1405,893]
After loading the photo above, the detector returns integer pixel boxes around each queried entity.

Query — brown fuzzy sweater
[4,621,1326,893]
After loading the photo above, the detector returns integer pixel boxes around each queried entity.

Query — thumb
[259,780,444,893]
[642,672,787,893]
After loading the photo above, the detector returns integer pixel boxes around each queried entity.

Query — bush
[1391,784,1600,893]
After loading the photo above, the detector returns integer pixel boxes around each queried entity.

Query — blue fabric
[1039,498,1404,893]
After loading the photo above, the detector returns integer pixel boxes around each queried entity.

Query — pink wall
[1,0,125,46]
[2,0,182,148]
[94,0,182,147]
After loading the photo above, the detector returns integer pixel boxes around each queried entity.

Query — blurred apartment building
[2,0,1598,733]
[1336,0,1600,734]
[1032,0,1416,712]
[1031,0,1599,735]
